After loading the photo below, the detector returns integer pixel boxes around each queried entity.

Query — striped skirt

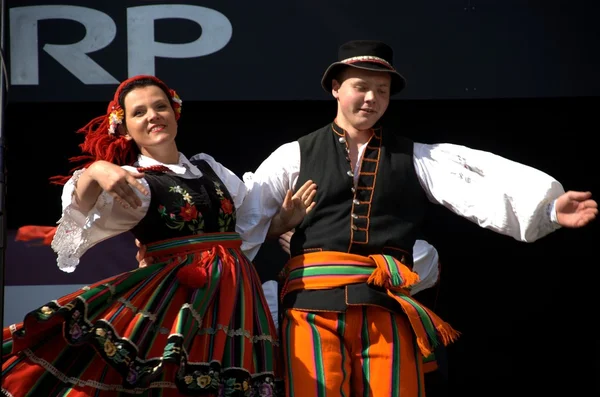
[2,233,283,396]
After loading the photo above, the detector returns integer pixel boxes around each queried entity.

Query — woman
[2,75,315,396]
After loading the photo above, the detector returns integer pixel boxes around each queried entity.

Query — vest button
[351,213,358,219]
[347,170,354,177]
[339,137,346,143]
[353,199,360,205]
[351,225,358,230]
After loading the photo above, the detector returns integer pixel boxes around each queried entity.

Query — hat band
[341,55,394,70]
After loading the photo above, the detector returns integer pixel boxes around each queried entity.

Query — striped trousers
[282,306,425,397]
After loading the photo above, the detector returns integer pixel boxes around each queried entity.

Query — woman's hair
[117,78,173,115]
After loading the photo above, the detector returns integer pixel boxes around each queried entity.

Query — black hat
[321,40,406,95]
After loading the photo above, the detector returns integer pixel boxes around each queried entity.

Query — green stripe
[307,313,327,397]
[390,313,400,396]
[140,265,186,351]
[360,307,371,397]
[413,336,423,397]
[130,265,180,342]
[147,233,240,253]
[393,293,439,346]
[383,255,403,286]
[238,265,246,362]
[2,339,13,358]
[288,265,373,279]
[423,352,436,363]
[284,315,294,396]
[252,268,274,370]
[336,313,348,397]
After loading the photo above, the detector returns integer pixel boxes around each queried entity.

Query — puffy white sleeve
[413,142,564,242]
[240,143,301,260]
[189,153,265,260]
[51,166,150,273]
[410,240,440,295]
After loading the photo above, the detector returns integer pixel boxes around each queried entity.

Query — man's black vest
[290,122,429,264]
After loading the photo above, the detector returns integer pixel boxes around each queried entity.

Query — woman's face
[122,84,178,153]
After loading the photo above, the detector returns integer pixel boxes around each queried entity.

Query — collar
[331,119,382,139]
[136,152,201,176]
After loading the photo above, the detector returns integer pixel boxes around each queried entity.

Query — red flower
[179,203,198,221]
[220,199,233,215]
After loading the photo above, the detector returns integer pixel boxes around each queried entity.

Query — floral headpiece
[50,75,182,185]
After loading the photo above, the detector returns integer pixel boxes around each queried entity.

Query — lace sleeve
[51,168,150,272]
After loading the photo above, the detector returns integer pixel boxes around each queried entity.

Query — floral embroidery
[159,185,205,233]
[214,182,235,232]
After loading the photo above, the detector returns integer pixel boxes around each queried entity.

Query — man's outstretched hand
[555,191,597,228]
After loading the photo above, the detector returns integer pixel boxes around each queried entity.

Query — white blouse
[51,152,267,273]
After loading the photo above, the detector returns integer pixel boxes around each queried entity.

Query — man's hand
[278,230,293,255]
[267,180,317,238]
[136,239,153,268]
[555,191,597,228]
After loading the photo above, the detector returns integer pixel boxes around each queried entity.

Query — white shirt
[243,140,563,245]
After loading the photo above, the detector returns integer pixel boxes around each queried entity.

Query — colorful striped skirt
[2,233,283,396]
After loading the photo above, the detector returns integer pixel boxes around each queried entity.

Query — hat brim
[321,62,406,95]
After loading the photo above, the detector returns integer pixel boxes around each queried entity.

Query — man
[239,40,597,396]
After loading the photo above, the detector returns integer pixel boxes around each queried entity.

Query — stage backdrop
[6,0,599,102]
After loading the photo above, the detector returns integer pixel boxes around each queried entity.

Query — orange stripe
[286,251,376,270]
[285,275,369,292]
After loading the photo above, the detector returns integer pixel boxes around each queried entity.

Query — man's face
[332,67,391,132]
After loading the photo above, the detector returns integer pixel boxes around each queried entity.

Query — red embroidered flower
[179,203,198,221]
[220,199,233,215]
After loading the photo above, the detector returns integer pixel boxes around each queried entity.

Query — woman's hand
[87,161,149,209]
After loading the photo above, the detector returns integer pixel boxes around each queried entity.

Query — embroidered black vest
[131,159,236,244]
